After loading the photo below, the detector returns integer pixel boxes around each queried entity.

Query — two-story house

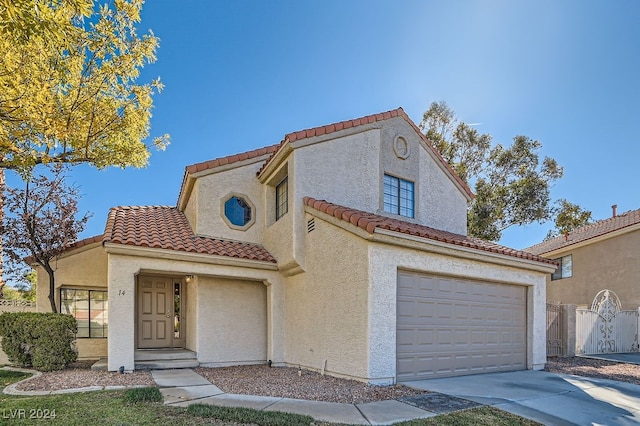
[32,108,555,384]
[526,206,640,310]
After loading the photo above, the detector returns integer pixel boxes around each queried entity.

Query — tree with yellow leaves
[0,0,168,301]
[0,0,168,171]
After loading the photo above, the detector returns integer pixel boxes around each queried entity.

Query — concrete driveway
[581,352,640,365]
[406,370,640,425]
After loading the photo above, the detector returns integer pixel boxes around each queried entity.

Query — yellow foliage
[0,0,169,173]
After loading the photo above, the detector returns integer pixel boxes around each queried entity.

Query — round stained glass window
[224,196,252,227]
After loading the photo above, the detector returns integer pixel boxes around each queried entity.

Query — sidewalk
[154,369,446,425]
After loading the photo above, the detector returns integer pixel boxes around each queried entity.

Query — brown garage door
[396,271,526,382]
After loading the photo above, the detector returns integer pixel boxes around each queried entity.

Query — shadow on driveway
[405,370,640,425]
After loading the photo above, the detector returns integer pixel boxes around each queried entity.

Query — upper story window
[276,177,288,221]
[383,174,414,218]
[221,193,255,230]
[225,196,252,226]
[551,255,573,280]
[60,288,108,338]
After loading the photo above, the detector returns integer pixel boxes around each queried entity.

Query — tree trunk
[43,262,57,312]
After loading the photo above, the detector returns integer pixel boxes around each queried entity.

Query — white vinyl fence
[576,289,640,355]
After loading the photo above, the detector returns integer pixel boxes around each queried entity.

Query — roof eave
[373,228,556,273]
[257,140,292,183]
[303,203,555,273]
[103,242,278,270]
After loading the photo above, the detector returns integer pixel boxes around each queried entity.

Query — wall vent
[307,218,315,233]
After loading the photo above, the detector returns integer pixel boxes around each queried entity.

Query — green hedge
[0,312,78,371]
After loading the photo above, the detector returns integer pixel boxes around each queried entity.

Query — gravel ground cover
[14,360,155,391]
[10,356,640,398]
[545,356,640,385]
[195,365,428,404]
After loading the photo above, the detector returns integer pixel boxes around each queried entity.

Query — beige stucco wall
[263,159,297,273]
[284,214,371,381]
[35,244,108,312]
[32,244,108,360]
[196,277,267,366]
[294,128,381,214]
[105,247,284,371]
[261,117,470,276]
[367,239,549,383]
[380,117,468,235]
[546,229,640,310]
[194,159,266,244]
[288,117,468,236]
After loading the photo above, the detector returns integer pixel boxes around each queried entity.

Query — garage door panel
[397,272,526,381]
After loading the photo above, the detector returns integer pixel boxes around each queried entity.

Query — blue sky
[7,0,640,250]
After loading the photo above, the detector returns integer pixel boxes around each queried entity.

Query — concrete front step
[135,359,200,370]
[135,349,197,361]
[91,350,200,371]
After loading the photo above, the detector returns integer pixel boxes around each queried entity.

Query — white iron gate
[576,290,640,355]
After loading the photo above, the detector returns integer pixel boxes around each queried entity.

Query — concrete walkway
[153,369,439,425]
[407,370,640,425]
[7,366,640,424]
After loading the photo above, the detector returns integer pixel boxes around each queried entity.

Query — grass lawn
[0,370,540,425]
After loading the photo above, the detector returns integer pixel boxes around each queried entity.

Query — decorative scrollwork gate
[576,290,640,355]
[546,303,564,357]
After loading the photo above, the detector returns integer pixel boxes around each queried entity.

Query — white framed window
[60,288,108,338]
[276,177,288,221]
[383,174,414,218]
[551,255,573,280]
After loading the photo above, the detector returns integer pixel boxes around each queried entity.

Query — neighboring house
[526,206,640,310]
[31,108,555,384]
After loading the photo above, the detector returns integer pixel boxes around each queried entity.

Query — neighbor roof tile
[103,206,276,263]
[526,208,640,255]
[304,197,555,266]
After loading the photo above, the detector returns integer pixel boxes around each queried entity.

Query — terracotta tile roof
[256,108,473,199]
[26,234,104,264]
[526,208,640,255]
[178,144,281,208]
[185,144,281,175]
[66,234,103,250]
[103,205,276,263]
[304,197,556,266]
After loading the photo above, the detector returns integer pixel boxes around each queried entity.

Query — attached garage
[396,270,527,382]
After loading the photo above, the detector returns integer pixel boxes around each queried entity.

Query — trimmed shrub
[0,312,77,371]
